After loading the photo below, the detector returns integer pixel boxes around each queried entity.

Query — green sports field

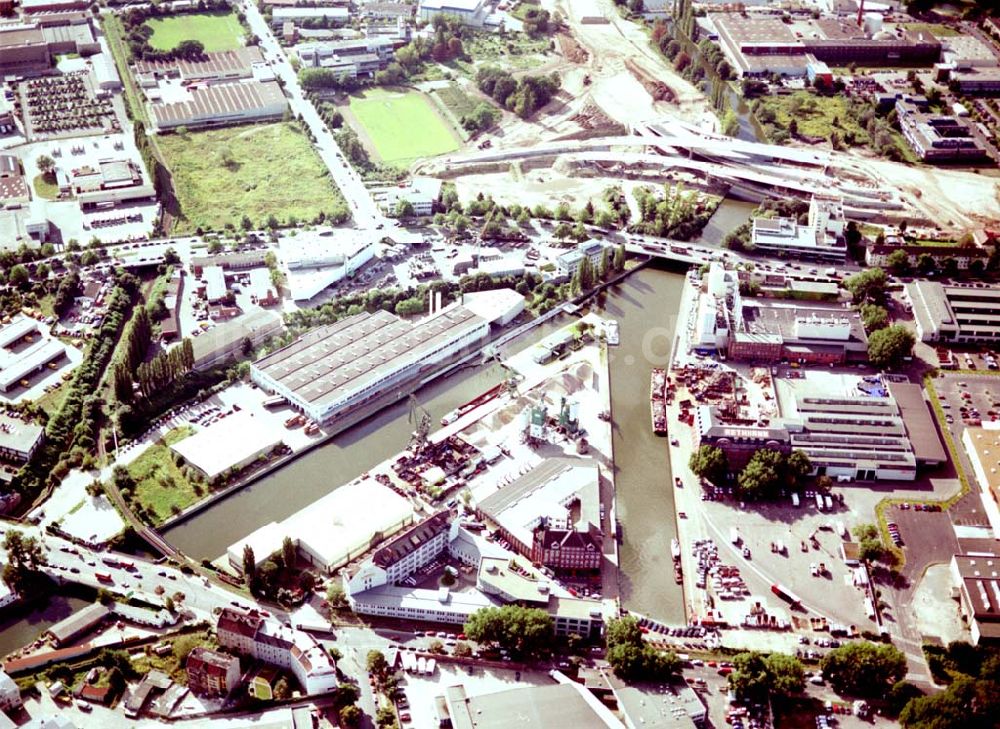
[348,89,460,165]
[144,11,244,53]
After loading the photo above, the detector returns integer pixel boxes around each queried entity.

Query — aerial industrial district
[2,0,1000,726]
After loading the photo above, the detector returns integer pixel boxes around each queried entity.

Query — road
[237,0,388,231]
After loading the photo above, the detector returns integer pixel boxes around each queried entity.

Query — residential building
[865,242,988,271]
[251,306,489,426]
[0,413,44,463]
[475,457,602,573]
[556,239,606,278]
[185,647,240,698]
[896,99,988,162]
[418,0,488,27]
[749,195,846,262]
[216,608,337,694]
[438,682,622,729]
[906,281,1000,343]
[148,80,287,133]
[371,177,442,216]
[950,554,1000,645]
[0,670,20,712]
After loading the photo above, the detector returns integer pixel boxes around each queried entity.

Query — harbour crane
[407,394,431,454]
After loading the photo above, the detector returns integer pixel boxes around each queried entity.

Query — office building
[950,554,1000,645]
[475,457,602,573]
[750,195,847,262]
[148,80,287,133]
[906,281,1000,344]
[556,239,606,277]
[960,426,1000,538]
[185,648,241,698]
[251,306,489,426]
[217,608,336,694]
[346,513,452,594]
[296,35,396,78]
[695,409,791,472]
[951,66,1000,95]
[896,99,988,162]
[418,0,488,26]
[371,177,442,216]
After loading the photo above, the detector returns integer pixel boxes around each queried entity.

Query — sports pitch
[145,11,245,52]
[349,89,460,165]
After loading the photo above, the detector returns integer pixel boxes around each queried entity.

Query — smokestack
[857,0,864,28]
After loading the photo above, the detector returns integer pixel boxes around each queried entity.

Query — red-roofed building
[186,647,241,697]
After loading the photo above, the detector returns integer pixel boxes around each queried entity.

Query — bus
[95,572,113,584]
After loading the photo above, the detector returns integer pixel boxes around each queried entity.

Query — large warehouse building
[251,305,489,426]
[148,80,287,133]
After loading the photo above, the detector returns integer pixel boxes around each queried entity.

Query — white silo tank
[863,12,883,36]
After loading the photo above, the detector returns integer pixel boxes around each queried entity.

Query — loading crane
[408,394,431,454]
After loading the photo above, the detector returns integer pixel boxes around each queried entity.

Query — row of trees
[120,0,237,61]
[476,67,560,120]
[843,268,916,368]
[689,445,812,500]
[463,605,554,659]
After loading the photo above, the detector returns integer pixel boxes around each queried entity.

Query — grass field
[903,22,961,37]
[434,84,479,120]
[33,174,59,200]
[157,123,347,234]
[144,11,244,52]
[349,89,460,165]
[128,426,199,525]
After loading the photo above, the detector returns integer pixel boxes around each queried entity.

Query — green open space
[157,122,347,234]
[144,11,244,52]
[903,22,961,37]
[33,174,59,201]
[348,88,460,165]
[433,83,479,121]
[127,425,200,525]
[754,91,919,164]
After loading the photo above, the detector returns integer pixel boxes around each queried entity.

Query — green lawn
[349,89,460,165]
[903,22,961,37]
[127,426,199,525]
[33,173,59,200]
[157,122,347,234]
[144,11,244,52]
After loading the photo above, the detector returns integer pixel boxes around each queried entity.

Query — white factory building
[0,315,66,393]
[170,411,284,481]
[279,229,378,301]
[251,305,489,426]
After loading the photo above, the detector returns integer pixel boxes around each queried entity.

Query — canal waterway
[163,199,754,624]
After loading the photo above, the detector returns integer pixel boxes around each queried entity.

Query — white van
[791,493,800,508]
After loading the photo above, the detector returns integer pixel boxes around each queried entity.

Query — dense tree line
[901,642,999,729]
[737,449,812,500]
[121,0,238,61]
[53,271,80,317]
[476,67,560,120]
[463,605,554,658]
[605,616,680,681]
[631,183,714,240]
[13,272,141,500]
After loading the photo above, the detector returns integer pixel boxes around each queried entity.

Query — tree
[786,450,812,484]
[376,706,397,727]
[274,677,291,700]
[340,705,362,728]
[737,448,785,500]
[282,536,297,570]
[844,267,888,305]
[729,652,773,699]
[765,652,806,695]
[860,304,889,333]
[2,530,47,592]
[164,595,175,613]
[367,649,390,684]
[867,324,915,369]
[8,264,29,290]
[886,248,911,274]
[916,253,936,276]
[464,605,554,658]
[821,642,907,697]
[37,155,56,177]
[605,616,680,682]
[242,544,256,582]
[175,39,205,58]
[326,583,348,609]
[689,445,728,485]
[395,199,415,219]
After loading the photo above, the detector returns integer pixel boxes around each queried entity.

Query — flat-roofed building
[556,239,606,277]
[951,554,1000,645]
[148,80,287,133]
[695,407,791,472]
[203,265,227,303]
[190,250,267,275]
[750,195,846,262]
[960,426,1000,538]
[296,35,396,78]
[0,316,66,393]
[896,99,988,162]
[40,22,98,55]
[608,674,706,729]
[371,177,441,216]
[251,306,489,425]
[191,309,284,370]
[280,229,378,301]
[170,411,283,481]
[440,682,621,729]
[0,669,20,712]
[70,159,156,209]
[0,413,44,463]
[186,647,240,698]
[0,154,27,203]
[0,24,50,73]
[905,281,1000,344]
[951,66,1000,95]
